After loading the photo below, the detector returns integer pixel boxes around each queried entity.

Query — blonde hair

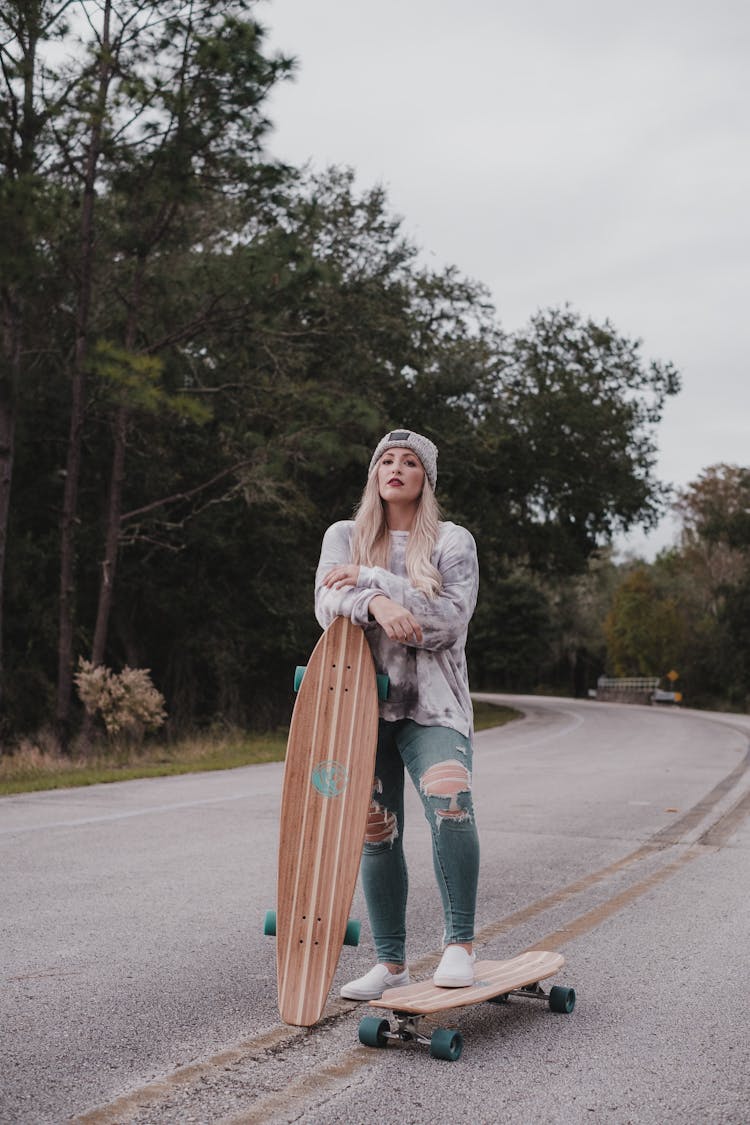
[351,468,443,597]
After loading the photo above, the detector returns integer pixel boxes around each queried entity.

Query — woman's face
[376,447,425,506]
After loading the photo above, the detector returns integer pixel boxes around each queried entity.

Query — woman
[315,428,480,1001]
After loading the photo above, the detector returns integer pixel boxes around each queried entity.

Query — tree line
[601,465,750,710]
[1,0,687,750]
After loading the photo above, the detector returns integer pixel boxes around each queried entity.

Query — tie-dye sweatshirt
[314,520,479,738]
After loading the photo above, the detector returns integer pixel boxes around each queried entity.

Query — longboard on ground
[359,950,575,1061]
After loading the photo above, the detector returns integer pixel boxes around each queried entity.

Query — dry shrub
[75,659,167,740]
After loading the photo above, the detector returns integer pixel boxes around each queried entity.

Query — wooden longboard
[370,951,565,1015]
[360,951,574,1060]
[276,616,380,1026]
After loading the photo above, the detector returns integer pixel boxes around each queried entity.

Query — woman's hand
[369,595,423,645]
[322,564,361,590]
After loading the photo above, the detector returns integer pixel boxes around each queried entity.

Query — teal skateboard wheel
[263,909,277,936]
[343,919,361,946]
[430,1027,463,1061]
[358,1016,390,1048]
[549,985,576,1013]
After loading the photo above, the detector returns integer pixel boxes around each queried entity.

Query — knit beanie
[368,429,438,491]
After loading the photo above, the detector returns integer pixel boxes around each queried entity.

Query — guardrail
[594,676,680,705]
[596,677,660,691]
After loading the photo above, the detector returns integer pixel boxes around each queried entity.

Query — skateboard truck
[294,664,390,700]
[487,980,576,1011]
[264,909,361,947]
[359,1012,465,1062]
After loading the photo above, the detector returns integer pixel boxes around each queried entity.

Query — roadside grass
[472,700,520,732]
[0,701,519,796]
[0,730,288,796]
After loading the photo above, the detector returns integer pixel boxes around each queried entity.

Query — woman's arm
[357,525,478,651]
[314,522,379,629]
[321,563,425,644]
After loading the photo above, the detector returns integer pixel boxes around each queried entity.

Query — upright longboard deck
[371,951,565,1015]
[277,616,379,1026]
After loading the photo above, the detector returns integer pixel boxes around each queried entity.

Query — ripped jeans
[361,718,479,965]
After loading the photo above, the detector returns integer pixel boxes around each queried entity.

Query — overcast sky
[261,0,749,556]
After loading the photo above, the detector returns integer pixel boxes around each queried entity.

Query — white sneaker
[433,946,476,987]
[340,963,410,1000]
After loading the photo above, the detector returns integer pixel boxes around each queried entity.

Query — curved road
[1,697,749,1124]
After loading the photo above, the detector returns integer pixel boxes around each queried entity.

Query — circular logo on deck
[311,760,349,798]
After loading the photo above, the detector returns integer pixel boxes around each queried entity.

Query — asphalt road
[2,697,749,1124]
